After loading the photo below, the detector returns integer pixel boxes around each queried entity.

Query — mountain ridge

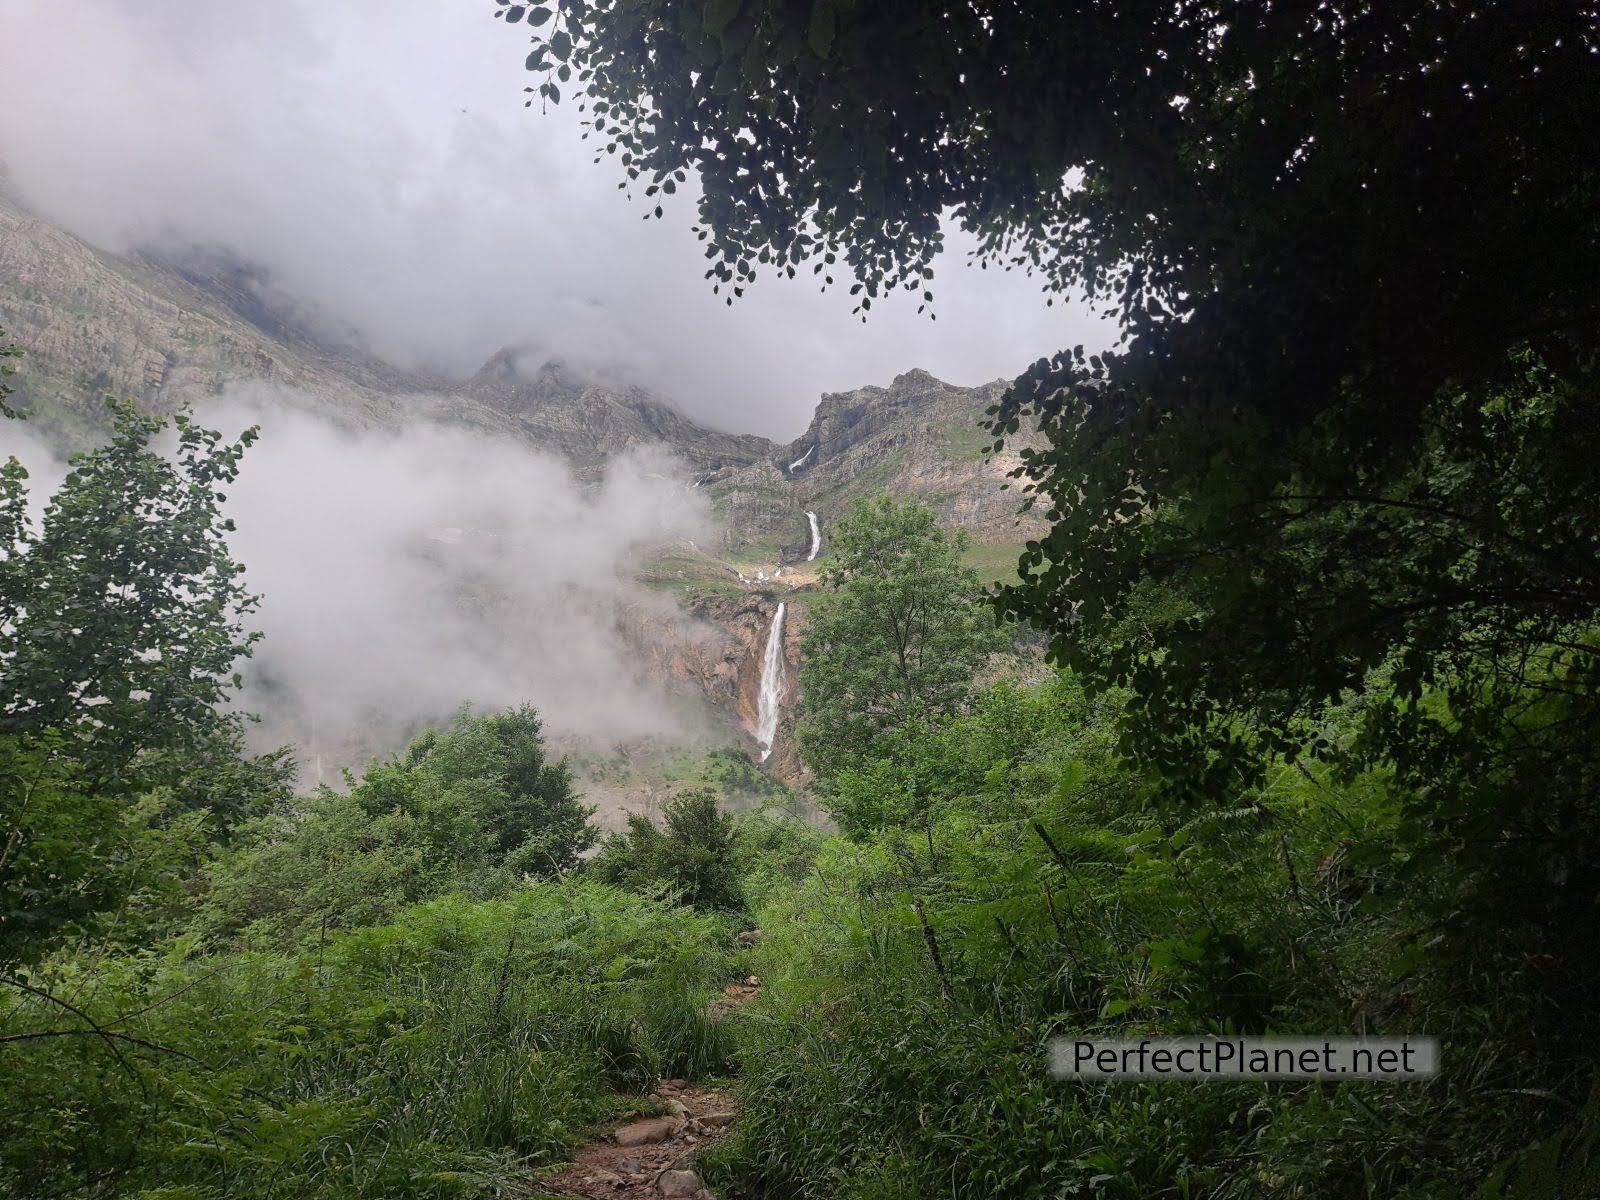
[1,191,1039,557]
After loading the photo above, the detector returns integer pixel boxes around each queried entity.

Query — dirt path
[534,975,762,1200]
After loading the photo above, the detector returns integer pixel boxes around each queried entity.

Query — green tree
[403,704,596,876]
[2,401,272,962]
[0,401,261,793]
[493,1,1600,794]
[0,735,118,964]
[204,705,597,944]
[795,494,1004,786]
[592,789,743,912]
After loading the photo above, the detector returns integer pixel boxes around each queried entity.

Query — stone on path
[657,1169,703,1197]
[613,1116,679,1147]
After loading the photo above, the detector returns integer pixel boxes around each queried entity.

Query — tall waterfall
[805,511,822,561]
[755,601,787,761]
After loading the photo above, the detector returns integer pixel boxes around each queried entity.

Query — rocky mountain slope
[0,192,1039,796]
[700,368,1047,565]
[0,192,773,478]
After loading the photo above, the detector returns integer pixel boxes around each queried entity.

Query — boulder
[658,1169,703,1197]
[613,1117,679,1147]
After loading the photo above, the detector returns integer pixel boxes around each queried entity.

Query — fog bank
[7,394,718,781]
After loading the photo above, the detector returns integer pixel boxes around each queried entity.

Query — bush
[591,789,745,913]
[201,705,596,947]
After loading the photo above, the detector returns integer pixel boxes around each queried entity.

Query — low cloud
[8,393,719,782]
[0,0,1111,439]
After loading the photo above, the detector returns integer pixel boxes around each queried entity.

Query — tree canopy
[0,402,261,793]
[795,493,1004,789]
[591,788,744,911]
[0,403,278,964]
[497,1,1600,789]
[497,2,1597,374]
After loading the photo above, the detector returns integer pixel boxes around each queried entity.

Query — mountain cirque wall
[1,190,1031,793]
[612,589,810,786]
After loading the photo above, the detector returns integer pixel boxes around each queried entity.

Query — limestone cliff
[701,368,1048,561]
[611,586,812,787]
[459,350,771,480]
[0,192,771,478]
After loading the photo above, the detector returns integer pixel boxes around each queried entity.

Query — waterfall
[805,511,822,561]
[755,601,787,761]
[789,445,815,472]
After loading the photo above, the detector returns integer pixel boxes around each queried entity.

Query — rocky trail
[532,972,763,1200]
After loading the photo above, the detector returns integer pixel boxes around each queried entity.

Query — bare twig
[910,898,954,1004]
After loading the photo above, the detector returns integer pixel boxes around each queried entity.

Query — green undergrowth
[0,883,738,1199]
[959,541,1031,587]
[929,419,996,460]
[637,545,747,600]
[697,672,1600,1199]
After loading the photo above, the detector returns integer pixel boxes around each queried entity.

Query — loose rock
[613,1117,679,1147]
[658,1169,703,1197]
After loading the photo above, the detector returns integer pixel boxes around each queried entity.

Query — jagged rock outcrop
[458,351,772,480]
[707,368,1049,557]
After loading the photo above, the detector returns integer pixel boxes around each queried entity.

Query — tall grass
[0,881,733,1199]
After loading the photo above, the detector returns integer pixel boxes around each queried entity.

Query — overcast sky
[0,0,1110,438]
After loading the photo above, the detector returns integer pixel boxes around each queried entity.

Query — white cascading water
[789,445,814,472]
[805,511,822,561]
[755,601,787,761]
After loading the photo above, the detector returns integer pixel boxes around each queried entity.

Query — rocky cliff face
[701,368,1048,559]
[0,196,426,443]
[611,587,812,786]
[2,192,1037,558]
[0,193,770,477]
[459,350,772,481]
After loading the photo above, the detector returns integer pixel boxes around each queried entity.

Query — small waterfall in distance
[755,601,787,761]
[805,511,821,561]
